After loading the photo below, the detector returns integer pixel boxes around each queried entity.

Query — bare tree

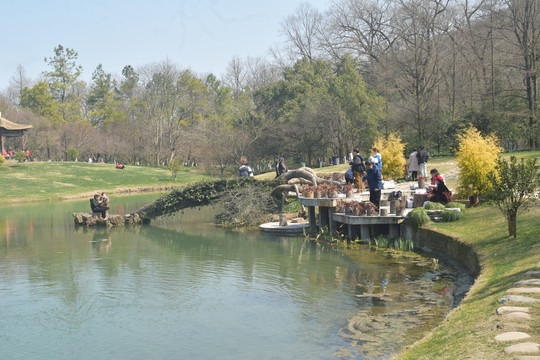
[504,0,540,148]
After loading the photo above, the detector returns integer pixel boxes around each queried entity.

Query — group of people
[90,192,110,219]
[344,148,384,208]
[238,155,288,178]
[407,146,430,181]
[2,149,30,161]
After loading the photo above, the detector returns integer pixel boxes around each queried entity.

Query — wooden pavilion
[0,112,33,154]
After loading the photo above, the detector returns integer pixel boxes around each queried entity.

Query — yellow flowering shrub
[373,133,406,180]
[454,125,502,197]
[0,154,4,166]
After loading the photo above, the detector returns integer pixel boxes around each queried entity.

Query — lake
[0,194,462,359]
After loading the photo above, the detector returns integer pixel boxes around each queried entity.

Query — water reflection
[0,196,466,360]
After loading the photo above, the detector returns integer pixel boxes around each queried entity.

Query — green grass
[0,161,210,203]
[396,203,540,360]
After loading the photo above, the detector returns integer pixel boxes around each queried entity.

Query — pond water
[0,195,463,359]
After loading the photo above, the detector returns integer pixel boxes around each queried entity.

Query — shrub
[445,202,466,211]
[407,207,430,231]
[67,147,79,161]
[0,154,4,166]
[487,156,538,238]
[372,133,406,180]
[168,159,182,180]
[454,125,502,198]
[14,151,26,163]
[442,209,463,222]
[424,202,446,210]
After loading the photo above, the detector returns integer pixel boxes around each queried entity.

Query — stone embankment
[73,212,143,226]
[495,264,540,359]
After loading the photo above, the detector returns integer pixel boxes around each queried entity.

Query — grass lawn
[396,203,540,360]
[0,161,210,203]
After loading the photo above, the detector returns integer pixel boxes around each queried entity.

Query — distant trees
[5,0,540,170]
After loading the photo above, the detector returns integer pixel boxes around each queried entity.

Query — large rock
[73,213,142,227]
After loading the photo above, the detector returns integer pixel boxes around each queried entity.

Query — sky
[1,0,331,89]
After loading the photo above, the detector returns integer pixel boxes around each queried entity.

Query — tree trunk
[508,215,517,238]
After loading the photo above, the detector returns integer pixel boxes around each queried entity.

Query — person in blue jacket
[362,160,383,209]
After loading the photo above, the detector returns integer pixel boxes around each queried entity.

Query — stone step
[499,295,540,304]
[497,306,530,315]
[501,312,532,321]
[524,271,540,277]
[515,279,540,286]
[514,356,540,360]
[495,332,531,342]
[505,343,540,354]
[507,287,540,295]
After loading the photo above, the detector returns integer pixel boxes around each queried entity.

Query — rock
[513,356,540,360]
[504,343,540,354]
[497,306,530,315]
[497,323,532,331]
[507,287,540,294]
[501,312,532,321]
[495,332,531,342]
[525,271,540,277]
[499,295,540,304]
[515,279,540,286]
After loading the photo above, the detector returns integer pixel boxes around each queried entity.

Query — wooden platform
[333,213,405,240]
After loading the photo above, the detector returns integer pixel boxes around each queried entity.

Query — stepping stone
[495,332,531,342]
[502,312,532,321]
[507,287,540,295]
[513,356,540,360]
[497,306,530,315]
[515,279,540,286]
[499,295,540,304]
[525,271,540,276]
[499,323,532,331]
[505,343,540,354]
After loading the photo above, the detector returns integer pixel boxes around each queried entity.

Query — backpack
[351,155,366,173]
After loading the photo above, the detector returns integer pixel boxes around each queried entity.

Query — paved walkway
[495,263,540,359]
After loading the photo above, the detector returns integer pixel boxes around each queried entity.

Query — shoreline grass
[395,202,540,360]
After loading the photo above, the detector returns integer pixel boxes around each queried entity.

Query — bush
[442,209,463,222]
[372,133,406,180]
[407,207,430,231]
[14,151,26,163]
[424,202,446,210]
[67,147,79,161]
[0,154,4,166]
[215,182,278,226]
[454,125,502,198]
[168,159,182,180]
[445,202,466,211]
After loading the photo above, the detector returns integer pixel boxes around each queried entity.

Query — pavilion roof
[0,116,33,131]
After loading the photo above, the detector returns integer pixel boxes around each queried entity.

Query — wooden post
[279,214,288,226]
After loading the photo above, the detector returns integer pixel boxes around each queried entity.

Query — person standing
[349,148,366,189]
[362,161,383,209]
[239,162,254,177]
[416,145,429,178]
[408,148,419,181]
[371,148,382,172]
[274,156,288,178]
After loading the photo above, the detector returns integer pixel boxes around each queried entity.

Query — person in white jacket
[408,148,419,181]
